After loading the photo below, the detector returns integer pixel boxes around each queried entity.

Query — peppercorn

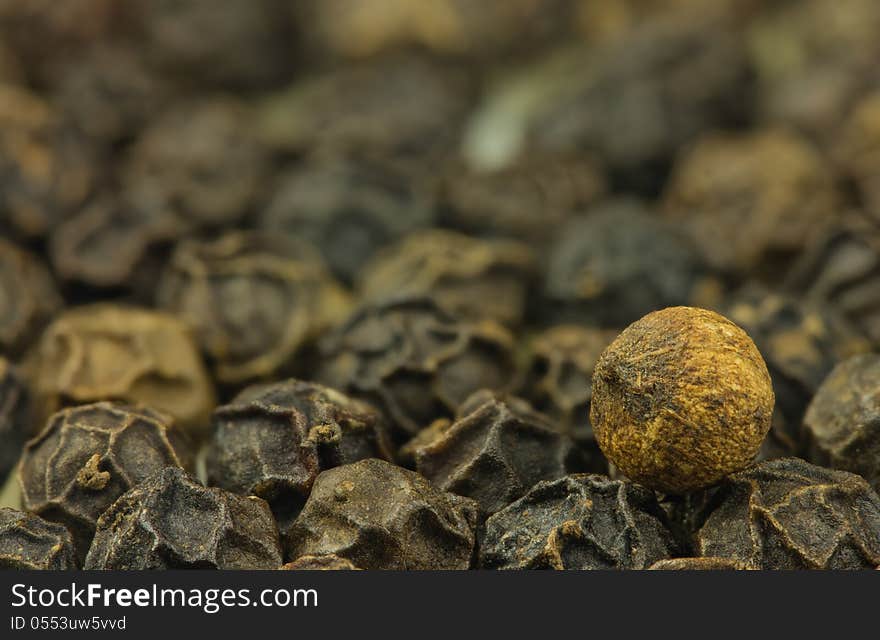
[28,304,216,437]
[18,401,192,562]
[281,555,360,571]
[258,154,435,284]
[316,297,517,438]
[519,324,618,469]
[803,354,880,491]
[359,229,537,327]
[834,92,880,214]
[480,474,678,570]
[84,466,283,570]
[207,379,393,541]
[412,390,581,520]
[664,129,839,277]
[0,238,62,357]
[0,508,77,570]
[284,459,478,569]
[591,306,774,493]
[544,200,714,328]
[648,558,750,571]
[157,232,351,384]
[123,98,267,227]
[0,359,30,482]
[692,458,880,569]
[724,285,870,457]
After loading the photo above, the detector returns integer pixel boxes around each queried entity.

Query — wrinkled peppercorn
[316,297,516,438]
[664,129,839,277]
[281,554,360,571]
[207,379,393,540]
[480,474,678,570]
[284,459,478,569]
[123,98,267,228]
[0,508,76,570]
[28,304,216,436]
[157,232,351,384]
[0,359,29,481]
[0,238,62,356]
[519,325,617,470]
[591,306,774,493]
[834,92,880,215]
[19,401,192,562]
[693,458,880,569]
[84,466,283,570]
[803,354,880,491]
[648,557,749,571]
[724,285,870,457]
[359,229,537,327]
[258,154,435,284]
[544,200,714,328]
[412,390,580,519]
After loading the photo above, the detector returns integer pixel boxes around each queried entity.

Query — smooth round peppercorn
[590,306,774,493]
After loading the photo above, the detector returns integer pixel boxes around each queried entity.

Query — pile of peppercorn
[1,0,880,571]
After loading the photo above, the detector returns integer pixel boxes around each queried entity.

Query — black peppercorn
[480,474,678,570]
[18,401,192,562]
[84,467,283,570]
[284,459,478,569]
[0,358,30,482]
[0,508,77,570]
[281,555,360,571]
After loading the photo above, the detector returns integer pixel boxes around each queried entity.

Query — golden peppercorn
[590,306,774,493]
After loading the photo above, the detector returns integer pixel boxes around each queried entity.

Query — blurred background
[2,0,880,504]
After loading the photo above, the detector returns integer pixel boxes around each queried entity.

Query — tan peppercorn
[590,306,774,493]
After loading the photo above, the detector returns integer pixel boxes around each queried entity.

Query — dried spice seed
[412,390,580,519]
[207,379,393,539]
[591,306,774,493]
[84,467,283,570]
[803,354,880,491]
[359,229,537,327]
[664,129,839,276]
[28,304,216,436]
[724,285,870,457]
[258,155,435,284]
[18,401,192,562]
[693,458,880,569]
[648,557,750,570]
[316,297,517,438]
[0,359,30,481]
[284,459,478,570]
[480,474,678,570]
[0,238,62,356]
[0,508,76,570]
[281,554,360,571]
[544,200,713,328]
[157,232,351,384]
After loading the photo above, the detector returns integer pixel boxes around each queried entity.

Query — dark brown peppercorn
[157,232,351,384]
[0,508,76,570]
[284,459,478,570]
[803,354,880,491]
[724,286,870,457]
[18,402,192,562]
[519,325,617,469]
[281,554,360,571]
[207,379,393,539]
[0,238,61,356]
[28,305,216,437]
[123,99,267,227]
[359,229,537,327]
[0,359,30,481]
[480,475,678,570]
[648,558,750,571]
[544,200,713,328]
[258,155,435,284]
[664,129,838,276]
[316,297,516,438]
[693,458,880,569]
[84,467,283,570]
[412,390,579,519]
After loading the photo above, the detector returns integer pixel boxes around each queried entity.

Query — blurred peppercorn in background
[1,0,880,570]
